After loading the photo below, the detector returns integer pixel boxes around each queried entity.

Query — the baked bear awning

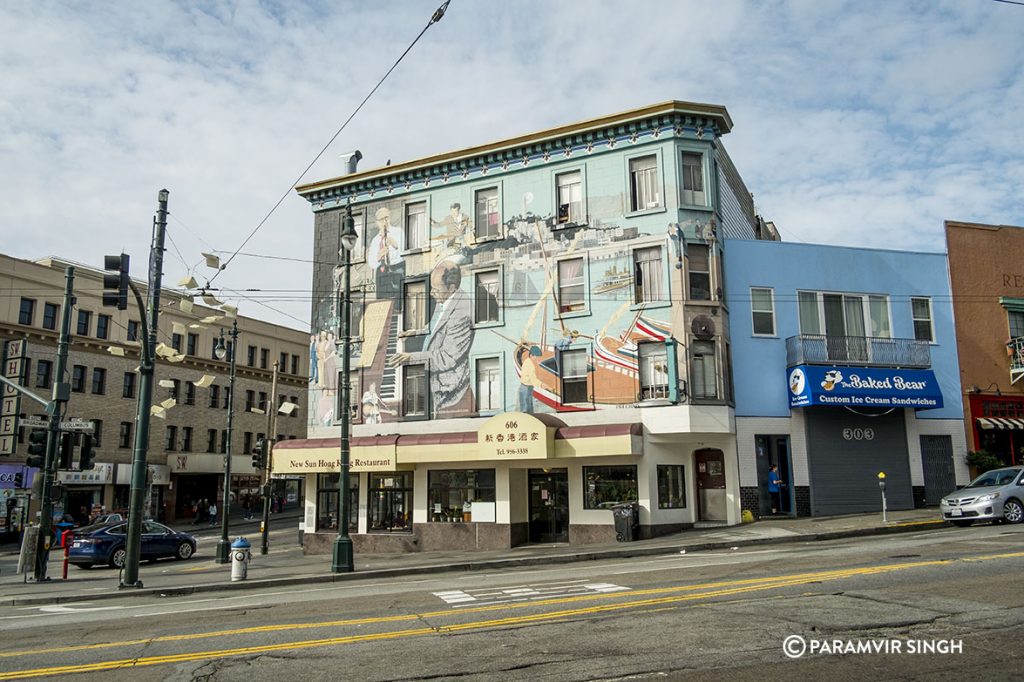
[787,365,943,410]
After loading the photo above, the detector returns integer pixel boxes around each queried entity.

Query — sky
[2,0,1023,330]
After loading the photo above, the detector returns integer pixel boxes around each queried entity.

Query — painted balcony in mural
[298,101,768,432]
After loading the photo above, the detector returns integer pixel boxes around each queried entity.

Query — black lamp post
[215,320,238,564]
[332,204,358,573]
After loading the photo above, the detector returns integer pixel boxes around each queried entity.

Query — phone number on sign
[496,447,530,456]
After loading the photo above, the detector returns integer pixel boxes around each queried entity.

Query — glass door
[528,469,569,543]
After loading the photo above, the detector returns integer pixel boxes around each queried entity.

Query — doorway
[528,469,568,543]
[755,435,793,516]
[920,435,956,505]
[695,449,727,522]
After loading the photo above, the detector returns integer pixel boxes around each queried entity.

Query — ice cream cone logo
[821,370,843,391]
[789,368,806,395]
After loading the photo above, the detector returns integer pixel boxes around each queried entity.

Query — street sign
[60,420,94,433]
[20,417,48,429]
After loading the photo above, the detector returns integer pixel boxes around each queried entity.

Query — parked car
[68,520,197,569]
[940,466,1024,527]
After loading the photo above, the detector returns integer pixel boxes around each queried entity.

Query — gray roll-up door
[804,408,912,516]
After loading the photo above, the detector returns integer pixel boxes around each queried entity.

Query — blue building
[282,101,778,553]
[723,239,967,517]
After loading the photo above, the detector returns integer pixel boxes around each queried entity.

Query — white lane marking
[433,581,631,606]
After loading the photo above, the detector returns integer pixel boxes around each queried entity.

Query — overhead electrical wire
[207,0,453,288]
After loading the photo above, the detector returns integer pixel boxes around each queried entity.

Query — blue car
[68,520,197,569]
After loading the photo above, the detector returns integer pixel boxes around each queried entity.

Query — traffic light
[102,253,130,310]
[26,428,47,468]
[58,432,73,470]
[80,434,95,470]
[251,438,266,470]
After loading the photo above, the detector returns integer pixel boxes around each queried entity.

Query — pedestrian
[242,495,251,521]
[767,465,782,515]
[191,500,200,525]
[208,500,218,526]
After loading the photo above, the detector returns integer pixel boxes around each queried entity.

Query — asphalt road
[0,523,1021,680]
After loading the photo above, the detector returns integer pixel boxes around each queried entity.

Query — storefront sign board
[477,412,553,460]
[788,365,944,410]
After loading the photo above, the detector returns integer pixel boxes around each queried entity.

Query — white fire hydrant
[230,537,251,581]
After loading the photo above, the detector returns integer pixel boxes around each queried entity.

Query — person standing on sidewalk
[767,465,782,515]
[208,500,218,526]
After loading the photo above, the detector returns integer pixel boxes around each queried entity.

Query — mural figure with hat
[367,206,405,301]
[517,343,542,413]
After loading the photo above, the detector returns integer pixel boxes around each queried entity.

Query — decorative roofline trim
[297,100,731,203]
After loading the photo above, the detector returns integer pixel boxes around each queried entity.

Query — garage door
[804,408,913,516]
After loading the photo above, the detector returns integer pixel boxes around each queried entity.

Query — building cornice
[296,100,731,208]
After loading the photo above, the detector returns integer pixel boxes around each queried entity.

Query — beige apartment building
[0,253,308,527]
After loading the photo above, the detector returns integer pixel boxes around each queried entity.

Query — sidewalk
[0,508,948,607]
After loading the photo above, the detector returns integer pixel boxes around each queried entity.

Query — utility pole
[34,266,74,582]
[121,189,169,589]
[260,362,279,554]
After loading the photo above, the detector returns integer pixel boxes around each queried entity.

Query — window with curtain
[403,364,427,417]
[557,258,586,313]
[405,201,427,250]
[556,171,583,224]
[633,246,664,303]
[559,348,589,404]
[403,280,427,332]
[690,341,717,399]
[474,187,500,239]
[475,357,501,412]
[680,152,705,205]
[629,155,659,211]
[1009,310,1024,339]
[688,245,710,300]
[798,291,821,334]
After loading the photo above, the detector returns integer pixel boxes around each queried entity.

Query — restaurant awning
[977,417,1024,430]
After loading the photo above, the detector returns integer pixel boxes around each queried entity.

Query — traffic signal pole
[121,189,169,589]
[34,266,75,582]
[260,362,278,555]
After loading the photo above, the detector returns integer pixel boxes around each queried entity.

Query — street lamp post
[215,320,238,564]
[332,204,358,573]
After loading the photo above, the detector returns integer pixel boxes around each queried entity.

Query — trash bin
[611,502,640,542]
[230,537,251,581]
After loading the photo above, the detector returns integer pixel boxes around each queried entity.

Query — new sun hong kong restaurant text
[271,411,735,554]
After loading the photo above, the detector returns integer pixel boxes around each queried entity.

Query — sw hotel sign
[788,365,944,410]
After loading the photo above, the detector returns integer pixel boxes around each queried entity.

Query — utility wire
[208,0,452,287]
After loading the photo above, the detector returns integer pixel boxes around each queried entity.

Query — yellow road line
[1,550,1020,679]
[0,564,995,681]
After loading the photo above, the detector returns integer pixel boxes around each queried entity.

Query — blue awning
[787,365,944,410]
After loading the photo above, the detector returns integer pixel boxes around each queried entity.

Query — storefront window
[316,473,358,533]
[583,465,638,509]
[427,469,496,522]
[657,465,686,509]
[369,472,413,532]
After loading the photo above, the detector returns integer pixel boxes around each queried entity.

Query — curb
[0,519,949,607]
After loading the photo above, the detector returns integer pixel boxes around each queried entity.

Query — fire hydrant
[230,537,251,581]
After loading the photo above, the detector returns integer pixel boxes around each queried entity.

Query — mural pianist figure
[387,258,475,415]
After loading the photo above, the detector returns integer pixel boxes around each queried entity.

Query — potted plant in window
[462,500,472,522]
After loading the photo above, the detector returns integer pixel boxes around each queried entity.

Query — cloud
[1,0,1022,329]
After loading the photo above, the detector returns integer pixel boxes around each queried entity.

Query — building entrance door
[695,449,727,522]
[920,435,956,506]
[528,469,568,543]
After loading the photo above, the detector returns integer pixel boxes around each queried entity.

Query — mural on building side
[308,189,695,428]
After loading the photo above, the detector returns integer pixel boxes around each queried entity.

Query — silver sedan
[941,466,1024,527]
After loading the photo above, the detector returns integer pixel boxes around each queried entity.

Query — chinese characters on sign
[477,412,553,460]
